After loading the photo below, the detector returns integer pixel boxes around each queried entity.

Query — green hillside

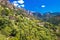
[0,3,59,40]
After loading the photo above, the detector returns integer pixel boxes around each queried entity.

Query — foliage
[0,4,58,40]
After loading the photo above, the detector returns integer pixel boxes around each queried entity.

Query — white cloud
[20,4,24,7]
[18,0,24,4]
[12,1,18,6]
[18,5,21,8]
[12,0,24,7]
[14,3,18,7]
[41,5,45,8]
[13,1,18,4]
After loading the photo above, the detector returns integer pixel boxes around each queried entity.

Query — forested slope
[0,1,58,40]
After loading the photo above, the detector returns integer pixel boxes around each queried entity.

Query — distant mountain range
[27,11,60,25]
[28,11,60,18]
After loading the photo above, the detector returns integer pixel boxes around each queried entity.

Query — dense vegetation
[0,4,60,40]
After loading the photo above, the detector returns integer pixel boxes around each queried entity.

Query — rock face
[0,0,14,9]
[0,0,8,5]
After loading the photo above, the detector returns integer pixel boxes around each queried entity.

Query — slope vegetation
[0,3,57,40]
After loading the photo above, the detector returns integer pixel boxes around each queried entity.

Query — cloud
[14,3,18,7]
[12,1,18,4]
[41,5,45,8]
[17,4,24,8]
[20,4,24,7]
[18,5,21,8]
[12,0,24,8]
[18,0,24,4]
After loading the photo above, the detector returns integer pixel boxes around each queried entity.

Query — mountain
[28,11,60,21]
[27,11,42,19]
[43,12,60,17]
[42,12,60,25]
[0,0,59,40]
[32,12,60,25]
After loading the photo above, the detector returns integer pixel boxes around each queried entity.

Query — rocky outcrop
[0,0,15,9]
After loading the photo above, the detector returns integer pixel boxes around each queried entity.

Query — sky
[9,0,60,13]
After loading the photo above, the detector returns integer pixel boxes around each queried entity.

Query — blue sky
[9,0,60,13]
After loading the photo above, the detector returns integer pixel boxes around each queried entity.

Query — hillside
[0,0,59,40]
